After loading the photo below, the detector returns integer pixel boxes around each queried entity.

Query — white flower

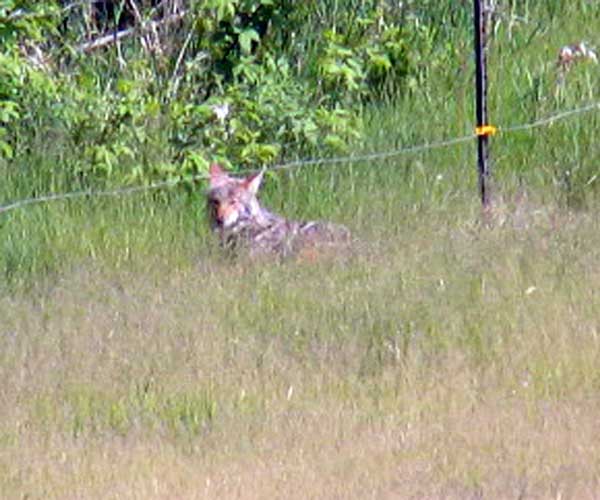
[212,103,231,122]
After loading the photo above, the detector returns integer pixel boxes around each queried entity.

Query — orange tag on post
[475,125,498,136]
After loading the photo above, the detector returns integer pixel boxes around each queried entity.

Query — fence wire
[1,101,599,216]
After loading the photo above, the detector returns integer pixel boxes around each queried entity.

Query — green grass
[2,2,600,497]
[1,198,600,497]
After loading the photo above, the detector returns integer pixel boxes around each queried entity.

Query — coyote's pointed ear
[244,169,265,196]
[209,163,227,177]
[209,163,228,188]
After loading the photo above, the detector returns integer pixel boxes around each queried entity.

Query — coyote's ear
[209,163,226,177]
[244,169,265,196]
[209,163,228,188]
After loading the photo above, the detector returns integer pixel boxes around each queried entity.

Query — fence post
[473,0,491,207]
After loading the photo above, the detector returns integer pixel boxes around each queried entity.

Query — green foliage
[0,1,58,42]
[0,0,430,186]
[314,9,414,102]
[0,1,61,158]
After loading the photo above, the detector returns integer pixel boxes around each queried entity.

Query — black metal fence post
[473,0,491,207]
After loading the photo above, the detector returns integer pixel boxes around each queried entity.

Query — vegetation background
[1,0,600,497]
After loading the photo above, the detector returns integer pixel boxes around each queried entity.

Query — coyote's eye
[209,199,222,218]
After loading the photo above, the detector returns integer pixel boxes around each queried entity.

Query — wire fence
[1,101,599,216]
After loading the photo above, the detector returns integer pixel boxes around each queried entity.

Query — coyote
[207,164,350,258]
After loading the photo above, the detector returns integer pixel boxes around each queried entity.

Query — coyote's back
[206,164,350,258]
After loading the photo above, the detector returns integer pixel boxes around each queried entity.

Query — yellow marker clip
[475,125,498,136]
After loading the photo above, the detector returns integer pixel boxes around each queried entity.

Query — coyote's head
[207,163,268,233]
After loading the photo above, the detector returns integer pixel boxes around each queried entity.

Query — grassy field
[2,195,600,498]
[2,2,600,498]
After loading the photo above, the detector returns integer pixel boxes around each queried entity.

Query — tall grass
[1,1,600,497]
[2,197,600,497]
